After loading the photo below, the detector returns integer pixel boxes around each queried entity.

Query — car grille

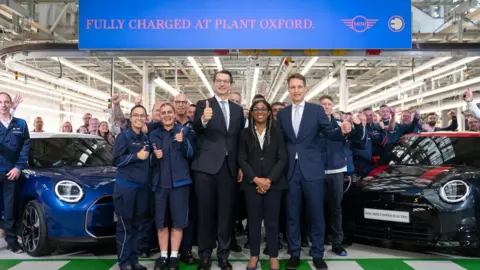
[84,195,116,239]
[349,192,439,245]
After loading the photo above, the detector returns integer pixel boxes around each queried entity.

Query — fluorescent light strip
[250,67,260,104]
[279,91,289,102]
[349,81,425,111]
[6,61,135,108]
[0,84,105,111]
[268,64,293,103]
[300,57,318,75]
[387,76,480,108]
[214,57,223,71]
[431,66,467,81]
[19,103,84,117]
[347,57,480,110]
[0,74,106,109]
[154,78,180,96]
[305,77,337,101]
[188,57,215,96]
[349,57,452,103]
[51,57,139,97]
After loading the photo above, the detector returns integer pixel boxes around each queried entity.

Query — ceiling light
[250,66,260,104]
[214,57,223,71]
[51,57,139,97]
[349,57,452,103]
[188,57,214,96]
[300,57,318,75]
[154,77,180,96]
[305,77,337,101]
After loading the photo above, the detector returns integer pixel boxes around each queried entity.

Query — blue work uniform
[0,117,30,246]
[376,119,418,164]
[149,124,195,229]
[174,118,198,255]
[112,128,151,268]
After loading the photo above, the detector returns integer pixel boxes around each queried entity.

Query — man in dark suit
[276,73,352,270]
[192,70,245,270]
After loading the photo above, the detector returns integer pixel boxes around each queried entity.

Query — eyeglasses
[131,114,147,119]
[215,79,231,85]
[253,108,268,112]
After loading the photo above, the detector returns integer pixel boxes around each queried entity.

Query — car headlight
[439,180,470,203]
[54,180,84,203]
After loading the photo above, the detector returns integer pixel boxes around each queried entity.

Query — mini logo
[342,16,378,32]
[388,15,405,32]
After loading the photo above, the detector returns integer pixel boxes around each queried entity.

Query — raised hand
[341,121,352,134]
[153,144,163,159]
[12,95,23,109]
[137,146,149,160]
[464,88,473,102]
[202,100,213,121]
[111,93,123,105]
[175,128,184,142]
[134,95,142,105]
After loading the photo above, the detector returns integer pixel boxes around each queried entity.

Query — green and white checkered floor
[0,239,479,269]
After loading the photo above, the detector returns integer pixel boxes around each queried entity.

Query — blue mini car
[18,132,116,256]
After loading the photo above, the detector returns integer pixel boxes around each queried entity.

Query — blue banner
[78,0,412,50]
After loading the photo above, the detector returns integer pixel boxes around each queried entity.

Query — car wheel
[21,200,54,256]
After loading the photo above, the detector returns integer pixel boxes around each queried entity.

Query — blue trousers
[286,163,325,258]
[113,184,148,268]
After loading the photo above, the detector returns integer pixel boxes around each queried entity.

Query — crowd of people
[1,70,480,270]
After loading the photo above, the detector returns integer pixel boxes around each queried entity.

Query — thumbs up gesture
[175,128,184,143]
[153,144,163,159]
[341,121,352,134]
[202,100,213,121]
[137,146,149,160]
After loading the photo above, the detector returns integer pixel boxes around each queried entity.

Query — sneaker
[332,245,347,256]
[168,257,179,270]
[154,257,168,270]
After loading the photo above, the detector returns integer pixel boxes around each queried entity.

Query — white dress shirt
[255,126,266,150]
[291,101,305,160]
[202,95,230,130]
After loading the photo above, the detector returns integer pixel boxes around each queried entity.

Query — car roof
[404,131,480,138]
[30,132,102,139]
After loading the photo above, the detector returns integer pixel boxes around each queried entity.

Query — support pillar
[339,62,348,111]
[457,106,465,131]
[142,61,149,108]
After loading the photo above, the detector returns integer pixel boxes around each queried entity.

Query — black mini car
[344,132,480,256]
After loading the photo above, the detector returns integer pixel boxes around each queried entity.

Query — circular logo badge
[388,15,405,32]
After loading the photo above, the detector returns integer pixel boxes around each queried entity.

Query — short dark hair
[362,107,373,112]
[189,104,196,108]
[130,104,147,116]
[380,104,389,109]
[214,70,233,84]
[427,112,436,118]
[287,73,306,86]
[319,95,334,103]
[0,92,12,102]
[253,94,265,101]
[272,102,285,108]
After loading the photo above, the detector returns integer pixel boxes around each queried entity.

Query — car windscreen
[29,138,113,168]
[390,135,480,167]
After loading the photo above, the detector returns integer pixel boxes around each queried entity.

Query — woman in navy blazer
[238,100,287,270]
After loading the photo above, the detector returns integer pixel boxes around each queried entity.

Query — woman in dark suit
[238,100,287,270]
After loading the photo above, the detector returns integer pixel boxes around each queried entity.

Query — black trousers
[194,160,236,260]
[324,173,345,245]
[0,172,20,246]
[245,189,282,258]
